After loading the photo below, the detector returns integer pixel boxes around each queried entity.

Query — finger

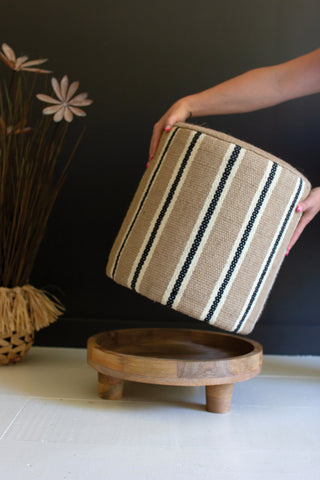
[287,212,313,251]
[297,196,312,212]
[149,124,163,160]
[296,190,319,213]
[149,121,174,160]
[287,222,305,252]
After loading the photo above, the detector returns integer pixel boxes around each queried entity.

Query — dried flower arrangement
[0,43,93,364]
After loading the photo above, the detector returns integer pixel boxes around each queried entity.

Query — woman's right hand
[148,98,192,164]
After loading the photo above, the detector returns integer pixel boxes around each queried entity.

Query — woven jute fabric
[106,123,311,334]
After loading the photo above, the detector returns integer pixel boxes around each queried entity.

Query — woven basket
[0,284,64,365]
[106,122,311,334]
[0,331,34,365]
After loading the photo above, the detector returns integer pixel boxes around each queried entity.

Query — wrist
[180,93,209,118]
[181,95,195,114]
[171,96,194,122]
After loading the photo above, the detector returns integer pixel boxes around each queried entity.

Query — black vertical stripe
[166,145,242,308]
[131,131,202,291]
[204,162,278,324]
[233,178,303,333]
[111,127,179,279]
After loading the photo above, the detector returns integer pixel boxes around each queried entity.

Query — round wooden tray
[87,328,263,413]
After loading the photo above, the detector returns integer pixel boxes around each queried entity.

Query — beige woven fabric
[106,123,311,334]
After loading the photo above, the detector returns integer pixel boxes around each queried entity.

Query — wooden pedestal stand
[87,328,262,413]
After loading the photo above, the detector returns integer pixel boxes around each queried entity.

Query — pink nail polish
[146,162,149,168]
[164,127,171,132]
[296,205,302,212]
[286,247,291,257]
[149,155,154,160]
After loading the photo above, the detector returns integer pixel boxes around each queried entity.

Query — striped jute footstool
[106,122,311,334]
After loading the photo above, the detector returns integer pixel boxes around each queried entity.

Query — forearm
[182,67,287,116]
[181,48,320,117]
[149,47,320,158]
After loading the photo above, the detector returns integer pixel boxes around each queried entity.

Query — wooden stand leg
[205,384,234,413]
[98,373,124,400]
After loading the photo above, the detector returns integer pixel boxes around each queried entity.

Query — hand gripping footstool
[106,122,311,334]
[88,122,311,413]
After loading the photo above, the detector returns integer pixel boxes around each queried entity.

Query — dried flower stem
[0,71,78,287]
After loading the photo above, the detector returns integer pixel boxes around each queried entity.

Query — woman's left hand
[287,186,320,254]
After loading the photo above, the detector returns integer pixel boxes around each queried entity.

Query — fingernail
[164,126,171,132]
[286,247,291,257]
[296,205,302,212]
[146,162,149,168]
[149,155,154,160]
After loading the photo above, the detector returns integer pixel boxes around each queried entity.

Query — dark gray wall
[1,1,319,353]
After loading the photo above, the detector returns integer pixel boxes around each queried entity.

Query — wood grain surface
[87,328,262,413]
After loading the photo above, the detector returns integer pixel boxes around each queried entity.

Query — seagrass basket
[0,331,34,365]
[106,122,311,334]
[0,285,64,365]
